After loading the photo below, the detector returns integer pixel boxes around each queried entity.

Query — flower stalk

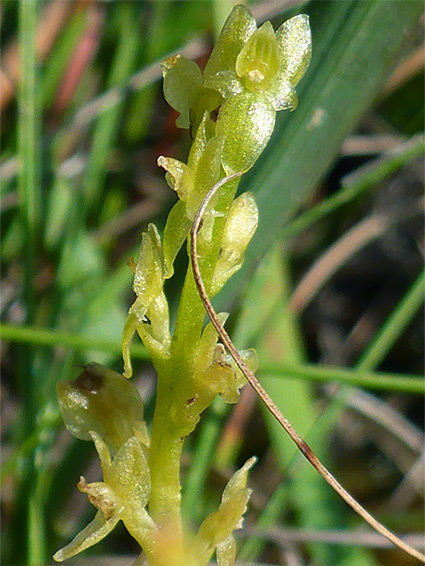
[54,5,312,565]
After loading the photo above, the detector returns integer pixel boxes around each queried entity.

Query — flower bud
[211,192,258,294]
[123,224,170,376]
[217,92,275,174]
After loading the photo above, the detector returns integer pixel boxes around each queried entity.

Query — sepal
[267,77,298,111]
[111,436,151,509]
[276,14,312,87]
[204,5,256,81]
[162,54,203,129]
[162,54,222,133]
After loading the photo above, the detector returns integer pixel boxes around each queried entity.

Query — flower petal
[226,348,258,389]
[235,21,280,91]
[204,70,243,100]
[162,200,192,279]
[196,313,229,374]
[53,512,119,562]
[157,156,194,202]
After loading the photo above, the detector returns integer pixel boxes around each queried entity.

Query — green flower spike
[54,365,155,563]
[54,6,313,566]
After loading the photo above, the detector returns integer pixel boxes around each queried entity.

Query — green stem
[182,398,228,521]
[172,177,240,363]
[148,361,185,534]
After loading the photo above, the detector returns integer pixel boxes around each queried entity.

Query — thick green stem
[148,362,184,533]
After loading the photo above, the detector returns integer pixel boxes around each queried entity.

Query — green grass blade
[356,270,425,371]
[282,134,425,239]
[17,2,44,562]
[18,0,40,326]
[2,323,422,392]
[41,7,88,109]
[81,3,139,213]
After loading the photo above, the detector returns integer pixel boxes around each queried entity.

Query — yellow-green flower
[162,5,311,174]
[54,364,154,564]
[205,5,312,173]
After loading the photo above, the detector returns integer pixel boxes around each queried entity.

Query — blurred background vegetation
[1,1,424,565]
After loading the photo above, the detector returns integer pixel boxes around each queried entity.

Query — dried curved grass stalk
[190,172,425,564]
